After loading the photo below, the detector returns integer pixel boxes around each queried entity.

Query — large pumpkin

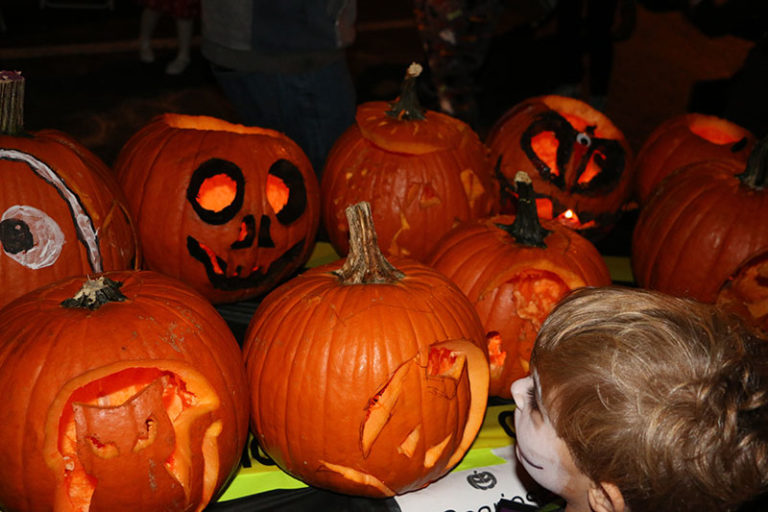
[114,113,320,304]
[632,136,768,303]
[633,113,755,204]
[244,202,489,497]
[486,95,633,240]
[0,270,249,512]
[321,63,498,262]
[0,71,139,309]
[428,172,611,398]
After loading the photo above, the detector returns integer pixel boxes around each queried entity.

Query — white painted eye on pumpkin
[0,205,65,269]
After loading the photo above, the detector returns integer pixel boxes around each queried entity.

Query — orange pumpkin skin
[114,114,320,304]
[486,95,633,239]
[633,113,755,204]
[0,129,139,309]
[321,101,498,262]
[428,214,611,398]
[0,270,249,512]
[243,216,489,496]
[632,155,768,303]
[716,250,768,336]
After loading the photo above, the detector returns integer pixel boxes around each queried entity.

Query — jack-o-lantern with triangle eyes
[115,114,320,304]
[0,71,139,309]
[0,270,249,512]
[487,95,633,240]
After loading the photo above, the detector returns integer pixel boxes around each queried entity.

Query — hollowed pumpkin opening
[54,367,222,512]
[689,118,744,145]
[266,174,290,214]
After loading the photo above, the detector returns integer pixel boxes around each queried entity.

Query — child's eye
[527,386,540,412]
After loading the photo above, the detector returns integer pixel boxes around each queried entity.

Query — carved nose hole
[231,215,256,249]
[257,215,275,248]
[0,218,34,254]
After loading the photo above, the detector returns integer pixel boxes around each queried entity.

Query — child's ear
[587,481,626,512]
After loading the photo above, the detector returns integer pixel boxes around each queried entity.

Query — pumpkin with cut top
[321,63,498,263]
[244,202,489,497]
[428,172,611,398]
[0,270,249,512]
[114,113,320,304]
[486,95,633,240]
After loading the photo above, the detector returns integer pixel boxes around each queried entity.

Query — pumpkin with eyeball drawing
[114,113,320,304]
[428,172,611,398]
[0,270,249,512]
[320,63,498,263]
[486,94,633,240]
[0,71,139,310]
[244,202,489,497]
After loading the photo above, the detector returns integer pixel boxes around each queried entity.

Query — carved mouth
[186,236,304,291]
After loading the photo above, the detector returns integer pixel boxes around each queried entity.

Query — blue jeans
[210,58,356,178]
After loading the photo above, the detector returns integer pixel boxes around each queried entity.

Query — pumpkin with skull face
[114,114,320,304]
[0,270,249,512]
[486,95,633,240]
[0,71,139,309]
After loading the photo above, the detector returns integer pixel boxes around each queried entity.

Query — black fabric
[207,487,401,512]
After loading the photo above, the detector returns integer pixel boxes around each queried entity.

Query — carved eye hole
[188,158,245,225]
[530,131,560,178]
[267,159,307,225]
[1,205,65,269]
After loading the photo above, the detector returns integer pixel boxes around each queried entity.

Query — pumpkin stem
[61,276,127,310]
[496,171,551,248]
[0,70,24,136]
[385,62,426,122]
[738,135,768,190]
[333,202,405,285]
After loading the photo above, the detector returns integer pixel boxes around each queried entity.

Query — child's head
[511,286,768,512]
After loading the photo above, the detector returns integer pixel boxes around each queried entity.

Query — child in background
[510,286,768,512]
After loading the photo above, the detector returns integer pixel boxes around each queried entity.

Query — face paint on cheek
[513,379,576,495]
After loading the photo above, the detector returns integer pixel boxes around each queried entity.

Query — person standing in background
[199,0,358,177]
[138,0,200,75]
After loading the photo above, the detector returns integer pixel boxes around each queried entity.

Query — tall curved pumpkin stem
[496,171,551,248]
[739,135,768,190]
[0,70,24,136]
[385,62,426,122]
[334,202,405,285]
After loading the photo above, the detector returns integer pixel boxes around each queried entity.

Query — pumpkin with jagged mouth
[115,114,320,304]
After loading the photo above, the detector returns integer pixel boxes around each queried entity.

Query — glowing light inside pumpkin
[266,174,289,214]
[690,123,742,145]
[531,132,560,176]
[197,174,237,212]
[486,332,506,368]
[556,208,586,230]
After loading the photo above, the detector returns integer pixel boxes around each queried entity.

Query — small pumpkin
[486,95,633,240]
[0,71,139,309]
[244,202,489,497]
[114,113,320,304]
[632,136,768,303]
[0,270,249,512]
[321,63,498,262]
[716,250,768,336]
[428,172,611,398]
[633,113,755,204]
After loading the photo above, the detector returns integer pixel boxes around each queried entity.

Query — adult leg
[166,17,194,75]
[139,7,162,63]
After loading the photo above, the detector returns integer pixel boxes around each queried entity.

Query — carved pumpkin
[633,113,755,204]
[0,270,249,512]
[0,71,139,309]
[428,172,611,398]
[486,95,633,240]
[321,63,498,262]
[114,113,320,304]
[244,202,489,497]
[632,136,768,303]
[716,250,768,336]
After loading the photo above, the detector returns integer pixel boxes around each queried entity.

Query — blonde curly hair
[532,286,768,512]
